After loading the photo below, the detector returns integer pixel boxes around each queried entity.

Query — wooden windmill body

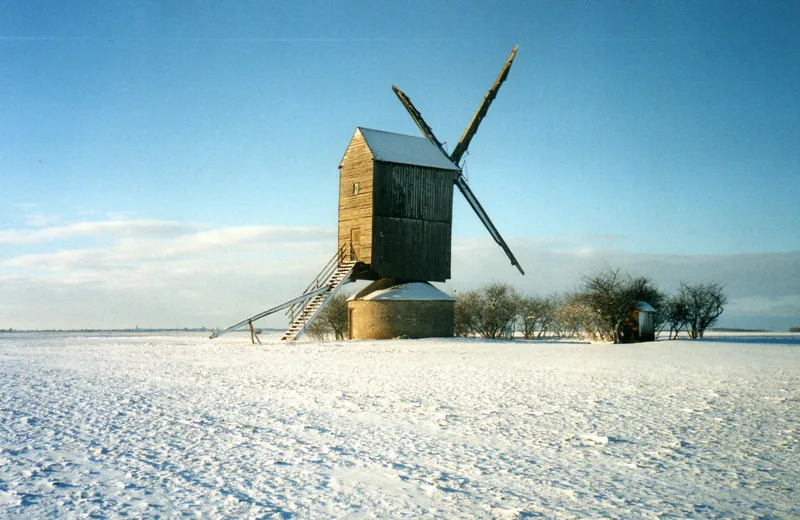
[338,127,459,283]
[211,46,524,342]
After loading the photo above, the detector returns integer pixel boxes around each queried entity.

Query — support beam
[248,320,261,344]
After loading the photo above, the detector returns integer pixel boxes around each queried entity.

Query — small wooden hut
[621,301,657,343]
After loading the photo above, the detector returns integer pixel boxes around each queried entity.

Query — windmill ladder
[281,260,357,341]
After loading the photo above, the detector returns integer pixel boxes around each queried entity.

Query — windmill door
[350,227,361,261]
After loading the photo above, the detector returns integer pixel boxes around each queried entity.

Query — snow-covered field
[1,332,798,519]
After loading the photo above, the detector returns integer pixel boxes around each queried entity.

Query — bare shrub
[454,290,481,337]
[660,296,689,339]
[306,292,350,340]
[676,282,727,339]
[454,283,519,339]
[577,268,665,343]
[475,283,520,339]
[554,292,593,340]
[518,294,558,339]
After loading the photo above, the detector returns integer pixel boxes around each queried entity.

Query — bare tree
[454,289,481,337]
[474,283,520,339]
[307,292,350,340]
[554,292,593,340]
[578,268,665,343]
[306,319,327,340]
[454,283,519,339]
[518,294,558,339]
[676,282,727,339]
[580,268,627,342]
[659,296,688,339]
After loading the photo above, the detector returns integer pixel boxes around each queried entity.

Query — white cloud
[1,224,798,331]
[2,223,335,269]
[0,220,338,329]
[728,295,800,319]
[24,211,61,227]
[9,203,61,227]
[0,220,200,245]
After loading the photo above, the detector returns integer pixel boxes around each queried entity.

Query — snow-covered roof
[637,302,657,312]
[350,281,455,302]
[355,127,460,171]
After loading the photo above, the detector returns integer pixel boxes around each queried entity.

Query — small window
[352,182,360,195]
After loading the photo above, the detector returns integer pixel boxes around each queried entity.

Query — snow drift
[0,332,797,518]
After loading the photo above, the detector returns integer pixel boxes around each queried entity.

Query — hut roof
[352,127,460,171]
[636,302,657,312]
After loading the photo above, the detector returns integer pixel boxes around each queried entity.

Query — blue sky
[1,1,798,330]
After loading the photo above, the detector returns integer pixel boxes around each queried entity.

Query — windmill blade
[450,45,518,166]
[391,85,450,158]
[455,174,525,275]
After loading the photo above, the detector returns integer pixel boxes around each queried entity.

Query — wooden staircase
[281,260,357,341]
[208,244,359,343]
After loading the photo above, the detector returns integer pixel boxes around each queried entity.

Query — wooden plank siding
[373,163,454,222]
[338,133,374,263]
[371,217,451,281]
[371,161,454,282]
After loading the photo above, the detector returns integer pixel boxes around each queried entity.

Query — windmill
[211,45,523,342]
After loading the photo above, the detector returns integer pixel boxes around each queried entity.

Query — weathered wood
[248,320,261,344]
[371,217,451,282]
[450,45,518,165]
[209,285,330,339]
[338,128,456,281]
[373,162,454,222]
[338,131,374,263]
[391,85,449,158]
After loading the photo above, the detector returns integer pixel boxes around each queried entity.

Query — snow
[356,127,459,171]
[353,282,454,301]
[1,331,798,518]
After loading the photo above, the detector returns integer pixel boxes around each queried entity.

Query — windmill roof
[353,127,460,171]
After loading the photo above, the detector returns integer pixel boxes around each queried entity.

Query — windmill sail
[455,175,525,275]
[391,85,450,158]
[450,45,518,166]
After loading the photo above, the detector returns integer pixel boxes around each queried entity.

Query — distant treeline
[710,327,769,333]
[455,267,728,342]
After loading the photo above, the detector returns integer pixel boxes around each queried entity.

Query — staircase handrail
[209,285,330,339]
[286,243,350,322]
[281,261,358,341]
